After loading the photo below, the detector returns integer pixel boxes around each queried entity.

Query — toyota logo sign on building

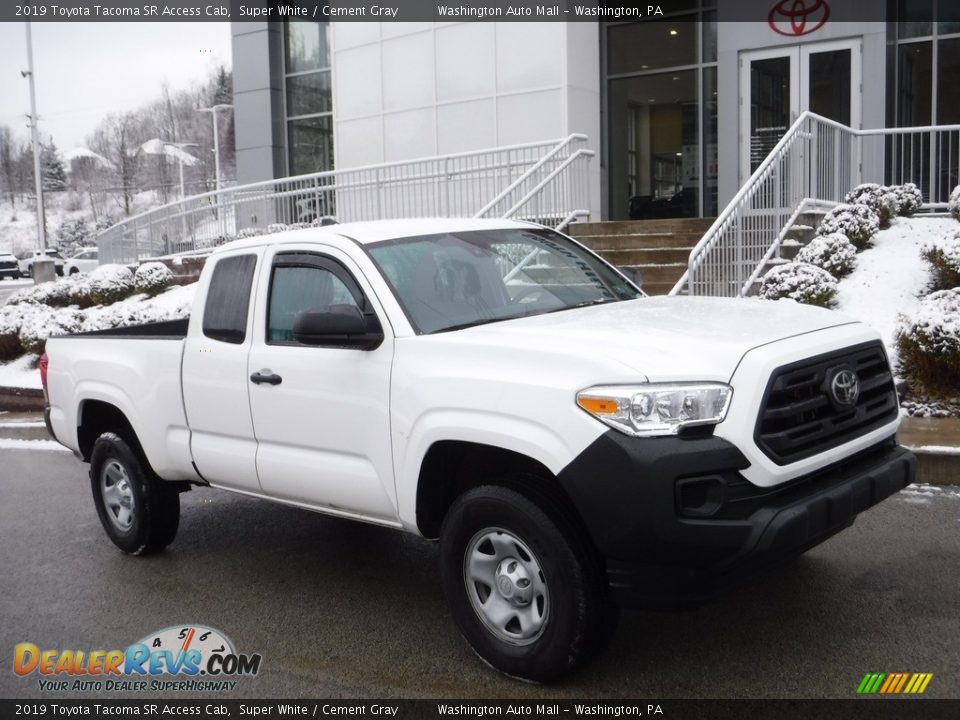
[768,0,831,36]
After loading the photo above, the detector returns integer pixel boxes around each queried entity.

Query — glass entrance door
[740,39,861,181]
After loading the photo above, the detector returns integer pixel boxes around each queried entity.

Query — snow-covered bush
[134,262,174,296]
[236,227,263,239]
[842,185,898,229]
[896,288,960,396]
[950,185,960,222]
[795,233,857,278]
[758,262,838,307]
[0,305,28,361]
[816,203,880,250]
[87,265,135,305]
[922,235,960,291]
[17,307,84,355]
[891,182,924,216]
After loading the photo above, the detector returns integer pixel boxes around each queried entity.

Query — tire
[440,484,617,682]
[89,432,180,555]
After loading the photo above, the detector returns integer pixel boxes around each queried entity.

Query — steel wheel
[100,459,135,532]
[464,527,549,646]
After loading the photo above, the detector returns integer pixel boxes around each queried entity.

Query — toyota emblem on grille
[829,368,860,407]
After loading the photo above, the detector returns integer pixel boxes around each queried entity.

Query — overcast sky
[0,22,232,152]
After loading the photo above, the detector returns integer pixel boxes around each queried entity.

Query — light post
[168,142,200,200]
[22,23,47,261]
[196,104,232,193]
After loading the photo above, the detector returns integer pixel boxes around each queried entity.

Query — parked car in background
[19,249,65,277]
[64,247,99,275]
[0,252,19,279]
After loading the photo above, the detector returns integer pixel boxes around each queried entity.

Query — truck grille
[755,342,898,465]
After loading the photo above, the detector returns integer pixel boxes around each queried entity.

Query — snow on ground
[0,354,40,389]
[833,216,957,364]
[0,438,70,452]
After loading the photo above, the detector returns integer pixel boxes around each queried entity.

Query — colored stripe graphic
[857,672,932,694]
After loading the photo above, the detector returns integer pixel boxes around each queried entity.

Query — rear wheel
[440,484,616,682]
[89,432,180,555]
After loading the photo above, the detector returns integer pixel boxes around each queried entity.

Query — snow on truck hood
[430,296,860,383]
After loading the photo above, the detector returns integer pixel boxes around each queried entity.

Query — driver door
[246,246,398,523]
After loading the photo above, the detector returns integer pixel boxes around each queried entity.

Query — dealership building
[230,0,960,222]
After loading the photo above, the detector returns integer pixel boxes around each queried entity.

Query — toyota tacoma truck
[43,218,916,682]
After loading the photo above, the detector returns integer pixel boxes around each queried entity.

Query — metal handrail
[672,111,960,297]
[95,135,595,264]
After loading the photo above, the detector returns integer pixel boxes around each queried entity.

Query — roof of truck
[212,217,541,253]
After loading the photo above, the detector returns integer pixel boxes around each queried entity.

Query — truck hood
[436,296,861,382]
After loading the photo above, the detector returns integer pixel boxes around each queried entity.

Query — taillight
[39,352,49,392]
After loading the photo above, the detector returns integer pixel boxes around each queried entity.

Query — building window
[888,2,960,199]
[605,2,718,220]
[284,21,333,175]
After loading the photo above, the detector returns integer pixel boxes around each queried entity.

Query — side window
[202,254,257,344]
[267,263,360,345]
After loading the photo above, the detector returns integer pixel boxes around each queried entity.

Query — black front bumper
[556,431,916,608]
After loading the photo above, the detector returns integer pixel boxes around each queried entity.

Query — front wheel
[90,432,180,555]
[440,484,616,682]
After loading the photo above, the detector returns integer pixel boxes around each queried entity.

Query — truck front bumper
[556,431,916,608]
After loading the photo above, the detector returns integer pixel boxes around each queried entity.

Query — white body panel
[45,219,902,537]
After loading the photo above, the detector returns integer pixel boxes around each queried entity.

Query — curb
[0,386,44,412]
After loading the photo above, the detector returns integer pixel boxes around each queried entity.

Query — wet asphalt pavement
[1,448,958,700]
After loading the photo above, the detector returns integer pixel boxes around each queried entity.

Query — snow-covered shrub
[816,203,880,250]
[87,265,135,306]
[17,307,84,355]
[842,184,898,229]
[795,233,857,278]
[134,262,174,296]
[236,227,263,239]
[266,223,288,234]
[0,305,28,361]
[892,182,924,216]
[758,262,838,307]
[81,290,193,333]
[950,185,960,222]
[896,288,960,396]
[922,235,960,291]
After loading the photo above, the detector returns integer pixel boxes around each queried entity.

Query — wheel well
[77,400,138,462]
[415,440,592,544]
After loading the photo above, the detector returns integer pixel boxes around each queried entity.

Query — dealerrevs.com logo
[13,625,262,693]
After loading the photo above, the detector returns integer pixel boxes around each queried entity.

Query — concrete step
[569,218,715,237]
[0,411,48,440]
[595,247,693,265]
[617,262,687,286]
[576,232,704,251]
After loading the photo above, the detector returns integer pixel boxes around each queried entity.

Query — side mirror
[292,305,383,350]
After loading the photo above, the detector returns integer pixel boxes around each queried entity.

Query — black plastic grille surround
[755,341,899,465]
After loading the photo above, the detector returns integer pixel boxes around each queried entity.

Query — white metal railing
[672,112,960,297]
[96,135,593,264]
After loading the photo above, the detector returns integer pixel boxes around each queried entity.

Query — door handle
[250,370,283,386]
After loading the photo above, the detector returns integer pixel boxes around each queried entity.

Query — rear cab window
[202,254,258,344]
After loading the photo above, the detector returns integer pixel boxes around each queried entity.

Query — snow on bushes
[17,306,85,355]
[892,183,923,216]
[816,203,880,250]
[922,235,960,292]
[950,185,960,222]
[5,272,93,308]
[843,184,899,228]
[758,262,838,307]
[134,262,174,296]
[0,305,26,361]
[795,233,857,278]
[896,288,960,396]
[87,264,135,305]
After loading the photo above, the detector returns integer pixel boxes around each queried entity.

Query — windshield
[366,228,641,334]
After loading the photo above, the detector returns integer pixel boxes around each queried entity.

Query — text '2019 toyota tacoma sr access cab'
[44,218,916,681]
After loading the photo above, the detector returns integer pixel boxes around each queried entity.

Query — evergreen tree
[40,141,67,191]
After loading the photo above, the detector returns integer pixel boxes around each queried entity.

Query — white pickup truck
[44,218,915,681]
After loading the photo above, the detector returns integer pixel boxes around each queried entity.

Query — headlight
[576,383,732,437]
